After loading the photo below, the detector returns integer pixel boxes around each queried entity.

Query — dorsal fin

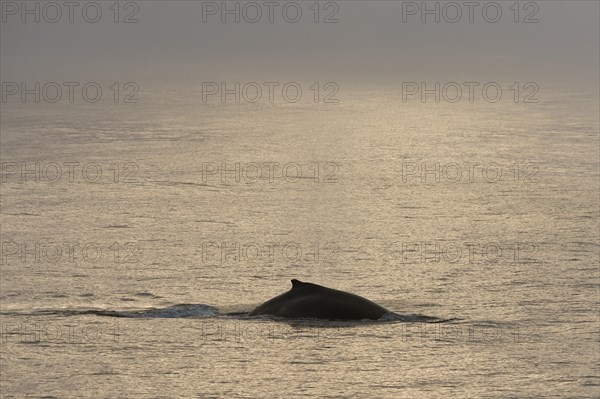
[291,279,304,288]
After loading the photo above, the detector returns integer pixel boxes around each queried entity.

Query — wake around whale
[37,280,451,322]
[249,279,390,320]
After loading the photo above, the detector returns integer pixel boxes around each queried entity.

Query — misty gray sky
[1,1,599,87]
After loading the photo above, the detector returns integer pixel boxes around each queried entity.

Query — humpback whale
[249,279,390,320]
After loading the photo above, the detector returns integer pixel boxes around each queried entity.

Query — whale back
[249,279,389,320]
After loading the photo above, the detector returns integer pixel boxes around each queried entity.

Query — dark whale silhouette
[249,279,390,320]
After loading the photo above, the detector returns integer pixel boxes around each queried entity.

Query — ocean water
[0,86,599,398]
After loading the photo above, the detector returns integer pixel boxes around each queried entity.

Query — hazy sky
[1,1,599,87]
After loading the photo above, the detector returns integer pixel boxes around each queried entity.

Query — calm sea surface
[1,87,599,398]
